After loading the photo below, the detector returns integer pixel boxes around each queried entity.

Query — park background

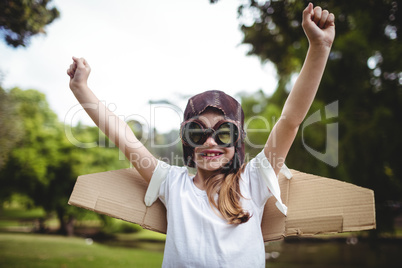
[0,0,401,267]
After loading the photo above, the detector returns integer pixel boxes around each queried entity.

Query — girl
[67,3,335,267]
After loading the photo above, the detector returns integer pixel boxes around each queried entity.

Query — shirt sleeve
[242,157,272,209]
[144,160,171,207]
[244,150,290,216]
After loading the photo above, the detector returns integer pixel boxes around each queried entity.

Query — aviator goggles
[180,119,243,147]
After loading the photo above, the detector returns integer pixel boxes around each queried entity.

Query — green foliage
[0,88,130,234]
[241,90,282,158]
[0,0,60,47]
[0,205,45,220]
[98,216,142,234]
[0,88,63,201]
[234,0,402,234]
[0,87,23,169]
[150,128,184,166]
[0,86,178,235]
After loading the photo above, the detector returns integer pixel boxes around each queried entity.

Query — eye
[216,122,238,145]
[188,122,203,143]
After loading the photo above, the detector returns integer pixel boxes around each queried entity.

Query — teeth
[202,153,221,157]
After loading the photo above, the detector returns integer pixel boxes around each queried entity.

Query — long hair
[181,90,249,224]
[204,152,251,224]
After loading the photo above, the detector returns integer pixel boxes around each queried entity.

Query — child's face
[193,109,235,172]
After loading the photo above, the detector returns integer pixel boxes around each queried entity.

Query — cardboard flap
[261,172,289,241]
[68,168,167,233]
[285,215,343,236]
[277,170,376,239]
[142,200,167,233]
[69,167,375,242]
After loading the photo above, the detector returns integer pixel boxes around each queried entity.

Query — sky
[0,0,277,133]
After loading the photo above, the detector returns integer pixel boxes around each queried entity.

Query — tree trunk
[56,207,75,236]
[65,215,75,237]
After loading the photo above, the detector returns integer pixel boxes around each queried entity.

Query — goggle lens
[215,122,234,145]
[181,121,240,147]
[188,122,203,144]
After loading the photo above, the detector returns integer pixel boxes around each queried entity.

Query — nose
[203,136,218,147]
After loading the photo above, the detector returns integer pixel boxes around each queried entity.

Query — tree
[0,88,74,233]
[0,88,130,235]
[0,88,61,201]
[52,122,130,235]
[0,87,23,169]
[212,0,402,234]
[0,0,60,47]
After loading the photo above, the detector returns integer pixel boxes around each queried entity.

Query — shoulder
[166,164,191,181]
[241,152,269,182]
[239,151,274,207]
[144,161,190,206]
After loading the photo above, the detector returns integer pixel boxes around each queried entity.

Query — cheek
[193,148,200,158]
[226,148,235,159]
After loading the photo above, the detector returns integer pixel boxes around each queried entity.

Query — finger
[319,10,329,28]
[82,58,90,69]
[302,3,314,22]
[313,6,322,25]
[68,58,78,78]
[72,56,85,68]
[67,68,74,78]
[70,63,77,73]
[325,13,335,27]
[75,57,86,69]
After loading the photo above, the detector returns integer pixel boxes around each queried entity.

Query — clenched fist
[67,57,91,91]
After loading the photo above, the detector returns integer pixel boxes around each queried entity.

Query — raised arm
[67,57,157,183]
[265,3,336,175]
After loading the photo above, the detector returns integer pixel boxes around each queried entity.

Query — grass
[0,206,165,267]
[114,229,166,242]
[1,206,401,267]
[0,233,163,268]
[2,232,401,268]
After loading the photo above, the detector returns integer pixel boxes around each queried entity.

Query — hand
[67,57,91,91]
[302,3,335,48]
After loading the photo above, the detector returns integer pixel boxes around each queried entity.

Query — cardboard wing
[68,168,376,241]
[261,170,376,241]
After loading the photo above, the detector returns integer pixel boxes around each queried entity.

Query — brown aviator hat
[181,90,246,169]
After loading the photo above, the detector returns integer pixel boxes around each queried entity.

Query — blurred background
[0,0,401,267]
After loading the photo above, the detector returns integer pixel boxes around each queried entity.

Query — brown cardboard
[68,168,376,241]
[260,170,376,241]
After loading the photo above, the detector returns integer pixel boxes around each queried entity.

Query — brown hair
[182,90,250,224]
[204,162,250,224]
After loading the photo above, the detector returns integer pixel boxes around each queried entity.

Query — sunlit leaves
[0,0,60,47]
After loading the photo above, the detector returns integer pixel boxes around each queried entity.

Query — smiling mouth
[201,153,222,157]
[201,152,222,157]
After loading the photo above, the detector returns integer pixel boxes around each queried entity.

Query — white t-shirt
[145,151,288,268]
